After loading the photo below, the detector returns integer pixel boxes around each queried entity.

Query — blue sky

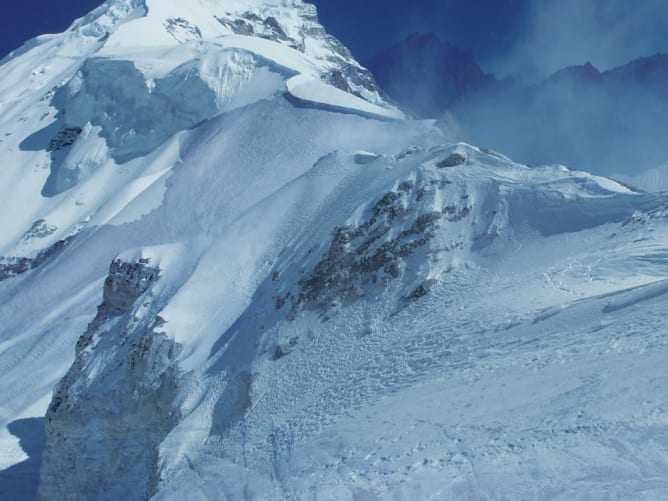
[3,0,668,79]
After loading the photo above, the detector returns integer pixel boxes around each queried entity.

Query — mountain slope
[1,2,668,500]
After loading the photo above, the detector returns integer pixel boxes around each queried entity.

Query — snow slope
[1,1,668,500]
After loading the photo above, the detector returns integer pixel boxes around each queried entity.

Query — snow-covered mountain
[364,33,498,119]
[2,1,668,499]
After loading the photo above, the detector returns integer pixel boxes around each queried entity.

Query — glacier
[1,0,668,499]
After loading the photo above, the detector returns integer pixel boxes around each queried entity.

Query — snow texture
[0,1,667,500]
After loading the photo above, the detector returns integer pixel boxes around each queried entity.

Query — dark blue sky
[3,0,668,79]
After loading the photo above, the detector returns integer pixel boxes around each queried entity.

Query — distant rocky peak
[547,61,603,87]
[365,32,494,118]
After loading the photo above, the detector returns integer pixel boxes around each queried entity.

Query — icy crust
[51,41,398,166]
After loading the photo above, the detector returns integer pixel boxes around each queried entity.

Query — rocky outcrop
[437,152,467,168]
[0,237,71,282]
[273,165,475,320]
[23,219,58,240]
[215,5,389,107]
[47,127,82,152]
[164,17,202,43]
[38,258,182,500]
[365,33,497,118]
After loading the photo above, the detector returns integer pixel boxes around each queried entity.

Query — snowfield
[1,0,668,500]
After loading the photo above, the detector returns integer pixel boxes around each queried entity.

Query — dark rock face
[215,8,389,107]
[24,219,58,240]
[365,33,496,118]
[452,55,668,175]
[47,127,82,152]
[402,279,437,302]
[217,12,290,42]
[77,258,161,353]
[0,238,71,282]
[40,258,182,500]
[273,173,474,319]
[164,17,203,41]
[215,16,255,36]
[437,153,467,168]
[366,32,668,175]
[322,63,389,103]
[262,16,289,41]
[547,62,603,89]
[99,259,161,317]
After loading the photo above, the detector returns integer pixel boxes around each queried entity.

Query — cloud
[314,0,527,62]
[492,0,668,80]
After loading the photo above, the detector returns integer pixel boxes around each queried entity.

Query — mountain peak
[365,32,493,118]
[545,61,603,88]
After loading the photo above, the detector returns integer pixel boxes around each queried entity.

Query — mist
[455,0,668,187]
[492,0,668,82]
[451,58,668,189]
[363,0,668,190]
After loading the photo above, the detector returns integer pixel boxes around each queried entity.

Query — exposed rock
[402,279,437,302]
[272,336,299,361]
[47,127,82,152]
[261,16,289,41]
[274,180,450,318]
[354,152,380,164]
[437,153,466,168]
[164,17,202,42]
[215,16,254,36]
[98,259,161,317]
[0,237,72,282]
[23,219,57,240]
[322,64,389,104]
[396,146,421,160]
[39,258,182,500]
[214,6,390,108]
